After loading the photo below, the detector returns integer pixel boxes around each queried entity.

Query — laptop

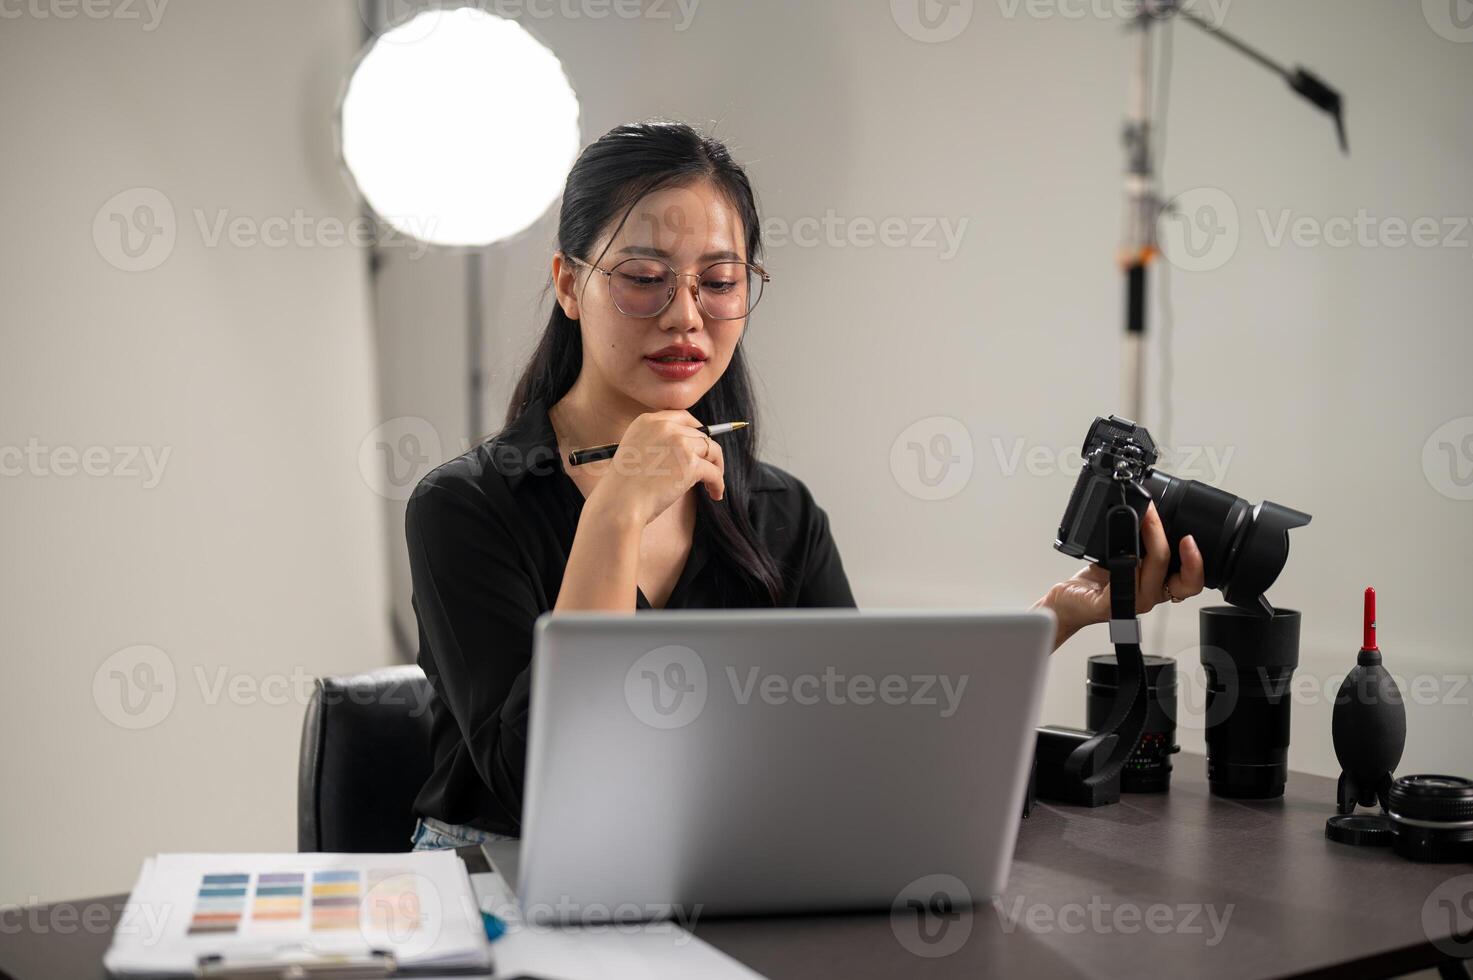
[506,608,1053,925]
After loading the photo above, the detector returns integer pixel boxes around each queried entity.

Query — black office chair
[297,665,435,853]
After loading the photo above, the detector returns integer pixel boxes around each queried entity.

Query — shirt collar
[490,396,564,492]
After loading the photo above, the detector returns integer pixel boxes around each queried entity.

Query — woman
[406,120,1204,852]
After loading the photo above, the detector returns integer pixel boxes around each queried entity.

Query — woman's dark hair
[506,119,785,606]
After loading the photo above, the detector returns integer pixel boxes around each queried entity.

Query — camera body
[1055,415,1311,616]
[1055,414,1160,565]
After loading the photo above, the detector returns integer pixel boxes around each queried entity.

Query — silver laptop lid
[519,608,1053,924]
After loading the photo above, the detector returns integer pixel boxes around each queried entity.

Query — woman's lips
[644,356,706,380]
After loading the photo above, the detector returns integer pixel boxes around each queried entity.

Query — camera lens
[1387,775,1473,862]
[1086,655,1178,792]
[1144,472,1311,616]
[1199,605,1301,799]
[1053,418,1310,615]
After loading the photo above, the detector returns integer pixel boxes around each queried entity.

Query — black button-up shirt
[405,396,856,835]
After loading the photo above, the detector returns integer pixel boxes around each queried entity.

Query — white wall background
[375,0,1473,793]
[0,2,390,904]
[3,0,1470,906]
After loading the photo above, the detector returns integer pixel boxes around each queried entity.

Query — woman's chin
[627,376,711,410]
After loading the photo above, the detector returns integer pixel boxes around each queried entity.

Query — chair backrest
[297,665,434,852]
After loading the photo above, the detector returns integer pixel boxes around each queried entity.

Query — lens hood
[1221,500,1312,615]
[1199,605,1301,670]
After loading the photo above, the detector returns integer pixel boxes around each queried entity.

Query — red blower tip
[1363,587,1377,651]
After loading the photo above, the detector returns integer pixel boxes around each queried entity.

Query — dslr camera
[1055,416,1311,615]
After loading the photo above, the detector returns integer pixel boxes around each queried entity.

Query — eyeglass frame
[563,253,770,320]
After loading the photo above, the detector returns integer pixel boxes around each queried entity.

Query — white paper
[468,870,767,980]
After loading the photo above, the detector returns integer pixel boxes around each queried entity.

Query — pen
[567,421,750,466]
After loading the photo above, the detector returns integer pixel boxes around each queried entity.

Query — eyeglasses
[566,254,769,320]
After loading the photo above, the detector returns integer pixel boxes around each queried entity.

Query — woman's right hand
[585,410,725,526]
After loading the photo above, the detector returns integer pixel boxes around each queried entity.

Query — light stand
[466,250,486,438]
[1118,0,1348,421]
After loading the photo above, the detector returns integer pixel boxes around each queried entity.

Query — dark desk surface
[3,761,1470,980]
[697,763,1473,979]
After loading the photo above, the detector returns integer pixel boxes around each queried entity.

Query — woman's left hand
[1034,502,1205,651]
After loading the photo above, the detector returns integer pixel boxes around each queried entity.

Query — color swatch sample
[187,873,248,935]
[184,867,417,938]
[364,869,421,940]
[250,872,305,926]
[310,869,363,931]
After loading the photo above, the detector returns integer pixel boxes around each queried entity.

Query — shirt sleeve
[404,479,538,826]
[795,487,858,609]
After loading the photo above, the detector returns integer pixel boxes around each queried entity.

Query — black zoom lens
[1087,655,1178,792]
[1387,775,1473,862]
[1200,605,1301,799]
[1144,472,1311,617]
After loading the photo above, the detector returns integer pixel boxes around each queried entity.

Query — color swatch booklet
[103,850,493,977]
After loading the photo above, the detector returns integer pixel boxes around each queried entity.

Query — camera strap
[1064,501,1149,789]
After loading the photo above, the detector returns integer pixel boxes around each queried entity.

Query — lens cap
[1325,812,1395,846]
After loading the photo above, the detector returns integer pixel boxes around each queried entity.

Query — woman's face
[554,178,751,412]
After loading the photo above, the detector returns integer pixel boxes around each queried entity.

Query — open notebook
[104,850,494,977]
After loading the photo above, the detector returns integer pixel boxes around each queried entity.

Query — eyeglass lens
[606,258,762,319]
